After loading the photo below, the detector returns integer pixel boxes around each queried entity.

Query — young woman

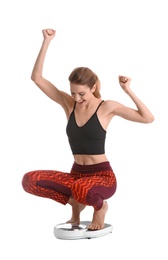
[22,29,154,230]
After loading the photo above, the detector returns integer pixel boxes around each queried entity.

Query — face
[70,83,95,106]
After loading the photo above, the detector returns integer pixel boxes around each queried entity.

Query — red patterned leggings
[22,161,117,210]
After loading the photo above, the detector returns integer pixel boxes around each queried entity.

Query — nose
[74,94,81,102]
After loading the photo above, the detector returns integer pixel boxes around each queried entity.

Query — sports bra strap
[73,102,76,111]
[95,100,104,112]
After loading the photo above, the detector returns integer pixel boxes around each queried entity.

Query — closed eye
[70,92,85,96]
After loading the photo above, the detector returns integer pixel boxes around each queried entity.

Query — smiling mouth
[78,100,85,104]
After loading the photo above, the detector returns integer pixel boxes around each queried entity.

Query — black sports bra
[66,101,106,155]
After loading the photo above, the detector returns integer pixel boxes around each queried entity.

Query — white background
[0,0,167,259]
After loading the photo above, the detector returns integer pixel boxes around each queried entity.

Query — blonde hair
[68,67,101,98]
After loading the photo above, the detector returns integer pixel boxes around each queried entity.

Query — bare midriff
[73,154,108,165]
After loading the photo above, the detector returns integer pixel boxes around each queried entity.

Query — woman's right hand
[42,28,56,41]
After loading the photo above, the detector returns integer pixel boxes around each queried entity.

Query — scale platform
[54,221,113,240]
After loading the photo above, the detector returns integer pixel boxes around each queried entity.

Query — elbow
[31,73,36,82]
[31,73,41,84]
[31,73,35,82]
[145,115,155,123]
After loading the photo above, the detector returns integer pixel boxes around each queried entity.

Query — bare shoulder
[101,100,119,115]
[97,99,120,129]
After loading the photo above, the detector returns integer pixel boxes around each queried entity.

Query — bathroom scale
[54,221,113,240]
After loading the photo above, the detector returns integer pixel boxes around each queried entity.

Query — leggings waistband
[71,161,112,173]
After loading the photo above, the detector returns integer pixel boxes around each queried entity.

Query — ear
[91,84,96,93]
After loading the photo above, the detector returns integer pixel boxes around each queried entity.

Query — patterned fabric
[22,161,117,210]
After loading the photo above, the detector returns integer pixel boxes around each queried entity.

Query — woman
[22,29,154,230]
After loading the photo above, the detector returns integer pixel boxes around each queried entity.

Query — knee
[21,171,32,192]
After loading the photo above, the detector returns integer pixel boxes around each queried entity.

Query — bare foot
[66,197,86,225]
[87,201,108,230]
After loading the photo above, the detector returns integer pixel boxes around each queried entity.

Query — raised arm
[31,29,73,117]
[105,76,154,124]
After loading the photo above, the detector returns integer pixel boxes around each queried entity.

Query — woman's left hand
[118,76,131,93]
